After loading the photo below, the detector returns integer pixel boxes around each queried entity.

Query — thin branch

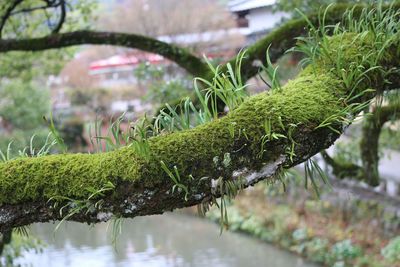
[0,0,23,38]
[10,4,60,16]
[0,30,209,77]
[0,0,67,36]
[51,0,66,34]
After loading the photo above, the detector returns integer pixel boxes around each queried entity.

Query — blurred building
[228,0,290,44]
[84,0,290,89]
[88,51,166,88]
[48,0,290,116]
[110,99,151,114]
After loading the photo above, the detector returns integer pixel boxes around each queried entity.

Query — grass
[258,118,286,158]
[152,50,250,135]
[160,160,190,201]
[0,129,66,239]
[48,180,115,233]
[43,115,67,153]
[304,158,330,198]
[198,175,246,234]
[259,45,283,91]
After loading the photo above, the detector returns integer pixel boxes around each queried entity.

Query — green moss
[0,33,387,205]
[0,151,141,204]
[0,71,346,205]
[238,73,343,125]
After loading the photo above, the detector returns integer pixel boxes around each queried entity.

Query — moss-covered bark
[322,102,400,186]
[360,103,400,186]
[321,150,364,180]
[2,3,399,82]
[1,32,397,231]
[214,2,400,82]
[0,31,209,77]
[0,70,344,205]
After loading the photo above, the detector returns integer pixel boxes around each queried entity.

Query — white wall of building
[247,7,289,32]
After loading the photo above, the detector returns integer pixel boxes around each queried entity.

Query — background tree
[0,80,50,154]
[0,1,98,153]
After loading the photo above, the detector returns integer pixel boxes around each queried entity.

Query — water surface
[19,213,318,267]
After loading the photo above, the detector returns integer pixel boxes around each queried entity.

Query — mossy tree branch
[155,2,400,116]
[321,101,400,186]
[0,31,210,78]
[0,32,398,232]
[321,150,364,180]
[360,101,400,186]
[217,3,373,82]
[2,3,398,82]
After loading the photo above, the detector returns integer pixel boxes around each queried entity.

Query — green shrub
[240,215,265,237]
[381,236,400,263]
[305,238,329,263]
[292,228,309,242]
[1,233,44,266]
[330,239,362,264]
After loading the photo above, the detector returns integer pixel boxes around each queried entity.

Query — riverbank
[200,179,400,267]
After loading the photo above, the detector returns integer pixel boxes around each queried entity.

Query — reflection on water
[18,213,318,267]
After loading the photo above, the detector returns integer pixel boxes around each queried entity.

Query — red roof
[89,53,165,70]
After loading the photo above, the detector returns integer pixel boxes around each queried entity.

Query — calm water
[18,213,318,267]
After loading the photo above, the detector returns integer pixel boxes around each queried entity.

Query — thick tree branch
[0,32,398,231]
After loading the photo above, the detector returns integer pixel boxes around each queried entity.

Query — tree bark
[320,100,400,186]
[321,150,364,180]
[360,102,400,186]
[0,230,12,256]
[0,31,209,78]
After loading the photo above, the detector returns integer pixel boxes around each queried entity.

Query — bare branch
[0,30,209,77]
[51,0,66,33]
[1,0,67,38]
[0,0,23,38]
